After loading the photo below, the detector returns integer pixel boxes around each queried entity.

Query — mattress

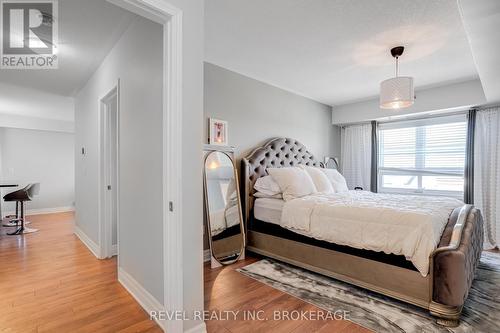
[254,198,285,225]
[280,191,462,276]
[249,218,418,271]
[251,192,462,275]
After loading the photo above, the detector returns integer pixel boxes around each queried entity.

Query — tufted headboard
[241,137,323,223]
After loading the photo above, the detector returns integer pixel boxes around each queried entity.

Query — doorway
[94,2,186,332]
[100,85,119,259]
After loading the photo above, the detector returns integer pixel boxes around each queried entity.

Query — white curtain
[474,107,500,249]
[341,124,372,190]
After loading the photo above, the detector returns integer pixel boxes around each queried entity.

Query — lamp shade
[379,76,414,109]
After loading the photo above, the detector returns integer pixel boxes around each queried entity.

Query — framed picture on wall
[208,118,228,146]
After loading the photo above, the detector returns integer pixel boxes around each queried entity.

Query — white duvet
[210,204,241,236]
[280,191,463,276]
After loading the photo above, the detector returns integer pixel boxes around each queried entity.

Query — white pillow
[253,192,283,199]
[320,168,349,193]
[300,166,334,194]
[267,167,317,201]
[254,175,281,196]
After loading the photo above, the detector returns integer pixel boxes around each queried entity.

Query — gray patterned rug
[237,252,500,333]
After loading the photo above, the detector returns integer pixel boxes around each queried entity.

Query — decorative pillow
[253,192,283,199]
[320,168,349,193]
[254,175,282,196]
[267,167,317,201]
[299,166,334,194]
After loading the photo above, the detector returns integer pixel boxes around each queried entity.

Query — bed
[241,137,484,326]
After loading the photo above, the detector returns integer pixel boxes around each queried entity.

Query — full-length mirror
[204,151,245,265]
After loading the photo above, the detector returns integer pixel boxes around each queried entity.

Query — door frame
[99,83,120,260]
[102,1,184,333]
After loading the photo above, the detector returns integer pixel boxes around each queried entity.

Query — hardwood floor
[0,212,162,333]
[204,257,372,333]
[1,211,371,332]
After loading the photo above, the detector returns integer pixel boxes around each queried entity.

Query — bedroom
[0,0,498,332]
[202,1,499,332]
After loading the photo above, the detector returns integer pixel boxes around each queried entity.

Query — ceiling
[205,0,479,106]
[459,0,500,104]
[0,0,137,97]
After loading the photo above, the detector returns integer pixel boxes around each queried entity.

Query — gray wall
[0,127,74,213]
[330,124,342,159]
[74,17,164,303]
[204,63,340,161]
[203,63,341,250]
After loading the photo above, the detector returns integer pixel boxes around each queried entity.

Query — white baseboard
[111,244,118,256]
[184,322,207,333]
[203,249,211,263]
[4,206,75,217]
[118,267,166,331]
[74,226,101,259]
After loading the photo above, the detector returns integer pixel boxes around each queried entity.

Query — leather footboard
[432,207,484,307]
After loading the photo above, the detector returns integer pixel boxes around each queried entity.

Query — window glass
[378,115,467,198]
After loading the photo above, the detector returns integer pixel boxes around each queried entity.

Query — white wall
[0,82,74,121]
[0,82,74,133]
[331,79,486,124]
[74,16,164,303]
[0,113,74,133]
[74,1,206,330]
[170,0,205,331]
[0,128,74,214]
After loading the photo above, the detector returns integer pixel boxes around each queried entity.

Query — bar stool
[3,192,31,227]
[3,183,40,235]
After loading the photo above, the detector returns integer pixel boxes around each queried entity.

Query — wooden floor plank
[1,211,372,332]
[203,257,372,333]
[0,212,162,333]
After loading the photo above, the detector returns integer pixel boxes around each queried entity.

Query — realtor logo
[1,0,58,69]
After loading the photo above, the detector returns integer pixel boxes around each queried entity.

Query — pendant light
[380,46,414,109]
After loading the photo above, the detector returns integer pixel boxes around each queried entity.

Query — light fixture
[380,46,414,110]
[208,161,219,169]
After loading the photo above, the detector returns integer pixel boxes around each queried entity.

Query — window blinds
[377,114,467,198]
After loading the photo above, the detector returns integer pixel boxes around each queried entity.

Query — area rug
[237,252,500,333]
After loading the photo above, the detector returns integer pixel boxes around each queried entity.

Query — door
[101,87,118,258]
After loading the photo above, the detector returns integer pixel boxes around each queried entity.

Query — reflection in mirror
[204,151,244,265]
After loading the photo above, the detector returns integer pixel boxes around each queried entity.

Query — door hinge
[169,201,174,212]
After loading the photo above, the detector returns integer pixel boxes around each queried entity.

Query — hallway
[0,212,162,332]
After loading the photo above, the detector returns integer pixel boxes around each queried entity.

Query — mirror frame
[203,150,246,265]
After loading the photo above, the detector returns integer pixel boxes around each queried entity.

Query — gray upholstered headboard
[240,137,323,222]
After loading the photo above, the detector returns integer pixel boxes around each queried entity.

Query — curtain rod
[338,121,371,128]
[338,110,469,128]
[377,109,468,125]
[476,103,500,111]
[339,104,500,128]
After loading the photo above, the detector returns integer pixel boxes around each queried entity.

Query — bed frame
[241,137,484,326]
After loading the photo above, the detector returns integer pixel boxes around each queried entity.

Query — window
[378,114,467,198]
